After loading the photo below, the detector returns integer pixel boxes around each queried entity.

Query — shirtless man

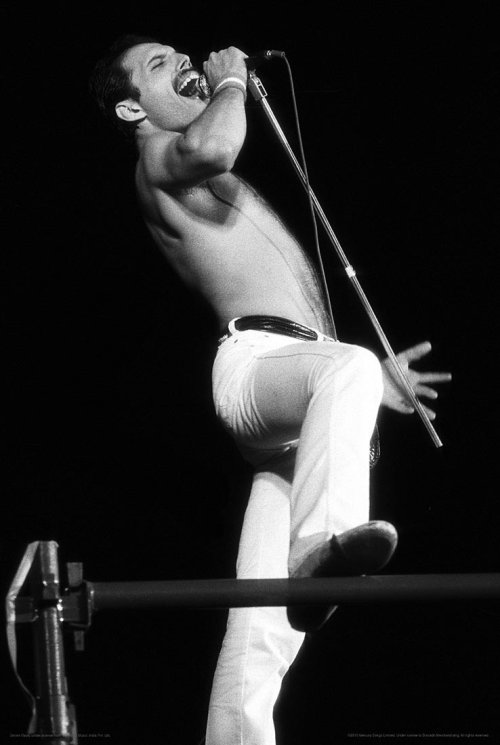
[90,36,451,745]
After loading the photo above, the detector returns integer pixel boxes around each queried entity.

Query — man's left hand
[381,341,452,420]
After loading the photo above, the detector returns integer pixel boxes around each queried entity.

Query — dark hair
[89,34,161,140]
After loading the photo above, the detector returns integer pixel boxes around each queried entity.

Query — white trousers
[206,328,383,745]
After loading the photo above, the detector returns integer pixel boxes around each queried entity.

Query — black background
[2,1,499,743]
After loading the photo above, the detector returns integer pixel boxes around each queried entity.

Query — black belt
[222,315,324,342]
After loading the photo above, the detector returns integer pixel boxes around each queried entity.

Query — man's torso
[136,168,333,334]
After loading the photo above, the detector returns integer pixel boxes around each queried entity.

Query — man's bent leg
[248,341,383,570]
[205,458,305,745]
[288,344,383,570]
[249,342,388,632]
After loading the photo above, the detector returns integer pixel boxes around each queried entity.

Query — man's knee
[349,344,382,378]
[346,345,383,398]
[314,343,382,398]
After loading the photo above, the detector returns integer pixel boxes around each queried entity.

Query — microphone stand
[247,71,443,448]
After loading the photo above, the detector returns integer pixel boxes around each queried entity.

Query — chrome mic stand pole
[247,71,442,448]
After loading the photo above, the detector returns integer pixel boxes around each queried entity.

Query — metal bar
[89,574,500,612]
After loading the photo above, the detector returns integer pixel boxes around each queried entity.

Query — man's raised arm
[142,47,248,189]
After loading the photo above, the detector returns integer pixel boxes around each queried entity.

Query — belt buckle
[218,317,241,346]
[227,318,241,335]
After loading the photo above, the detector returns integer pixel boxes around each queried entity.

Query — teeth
[177,70,201,97]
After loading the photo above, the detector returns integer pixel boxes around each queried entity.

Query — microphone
[244,49,285,69]
[193,49,285,99]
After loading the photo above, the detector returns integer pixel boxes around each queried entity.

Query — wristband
[212,76,247,101]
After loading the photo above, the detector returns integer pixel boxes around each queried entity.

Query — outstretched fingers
[381,340,451,417]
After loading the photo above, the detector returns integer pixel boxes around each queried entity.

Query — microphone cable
[278,54,338,340]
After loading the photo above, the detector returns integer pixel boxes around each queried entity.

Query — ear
[115,98,147,124]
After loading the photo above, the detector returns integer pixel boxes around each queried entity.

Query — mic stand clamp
[27,542,78,744]
[11,543,96,743]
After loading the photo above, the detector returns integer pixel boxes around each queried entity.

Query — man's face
[121,42,208,131]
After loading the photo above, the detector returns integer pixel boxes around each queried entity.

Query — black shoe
[287,520,398,633]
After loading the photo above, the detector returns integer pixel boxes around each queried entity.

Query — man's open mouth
[175,68,204,98]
